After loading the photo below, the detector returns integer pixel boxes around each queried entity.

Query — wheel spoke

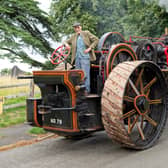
[129,115,139,133]
[136,120,145,140]
[57,50,62,55]
[141,115,144,130]
[129,79,140,95]
[149,99,162,105]
[120,109,136,120]
[61,48,68,56]
[146,89,150,97]
[59,52,64,61]
[128,117,131,134]
[52,51,61,61]
[60,50,64,56]
[143,77,157,93]
[58,55,61,62]
[62,53,69,57]
[60,46,64,55]
[144,114,157,127]
[123,96,134,102]
[140,78,144,94]
[135,68,144,89]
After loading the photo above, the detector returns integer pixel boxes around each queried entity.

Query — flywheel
[101,61,167,150]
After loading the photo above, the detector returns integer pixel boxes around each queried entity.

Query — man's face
[74,26,82,34]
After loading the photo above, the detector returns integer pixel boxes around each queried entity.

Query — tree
[50,0,98,37]
[0,0,56,69]
[50,0,127,38]
[50,0,168,40]
[0,68,11,76]
[120,0,168,38]
[1,0,168,70]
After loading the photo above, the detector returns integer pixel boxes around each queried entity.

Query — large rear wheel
[101,61,168,150]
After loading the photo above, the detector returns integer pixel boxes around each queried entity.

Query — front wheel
[101,61,168,150]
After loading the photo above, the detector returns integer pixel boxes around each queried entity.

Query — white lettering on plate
[50,118,63,125]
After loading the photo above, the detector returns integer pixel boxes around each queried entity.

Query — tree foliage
[0,68,11,75]
[50,0,127,37]
[120,0,168,38]
[51,0,168,40]
[50,0,98,38]
[0,0,55,69]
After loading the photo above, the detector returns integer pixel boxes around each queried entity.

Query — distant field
[0,76,40,97]
[0,76,30,96]
[0,76,30,85]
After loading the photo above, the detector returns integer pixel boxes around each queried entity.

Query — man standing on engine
[64,22,99,95]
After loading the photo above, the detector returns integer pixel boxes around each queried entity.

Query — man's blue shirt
[76,35,90,59]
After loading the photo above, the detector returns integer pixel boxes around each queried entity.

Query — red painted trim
[152,42,165,47]
[102,32,126,47]
[129,36,133,42]
[110,48,136,72]
[94,51,101,53]
[43,125,102,133]
[130,36,164,41]
[33,70,85,132]
[65,72,78,131]
[34,100,41,127]
[164,47,168,66]
[33,70,84,76]
[94,50,109,53]
[106,43,137,77]
[134,95,149,116]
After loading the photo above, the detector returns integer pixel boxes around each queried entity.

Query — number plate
[50,118,63,125]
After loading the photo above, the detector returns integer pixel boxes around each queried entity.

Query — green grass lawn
[4,93,41,106]
[0,105,46,135]
[0,96,27,128]
[0,106,26,128]
[0,97,46,135]
[0,77,45,134]
[4,96,26,106]
[28,127,46,135]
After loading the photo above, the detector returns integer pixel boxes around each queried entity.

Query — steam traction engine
[27,32,168,150]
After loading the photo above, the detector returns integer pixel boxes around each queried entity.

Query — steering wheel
[50,45,70,65]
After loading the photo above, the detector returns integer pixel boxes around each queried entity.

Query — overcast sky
[37,0,52,13]
[0,0,52,72]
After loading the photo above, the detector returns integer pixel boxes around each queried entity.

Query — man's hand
[84,47,91,54]
[64,44,71,50]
